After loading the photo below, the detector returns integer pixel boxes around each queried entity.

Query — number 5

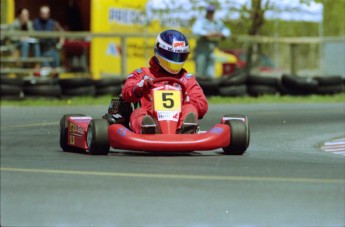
[162,92,174,108]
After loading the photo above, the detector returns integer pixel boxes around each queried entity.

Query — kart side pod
[108,123,231,152]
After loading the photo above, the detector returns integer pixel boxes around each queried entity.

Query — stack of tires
[93,77,124,96]
[279,74,319,95]
[59,77,95,97]
[247,74,279,96]
[314,76,344,95]
[196,76,221,96]
[218,71,248,97]
[23,77,61,98]
[0,76,24,100]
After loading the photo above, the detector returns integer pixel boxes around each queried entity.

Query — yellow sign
[90,0,195,79]
[153,90,181,112]
[90,0,236,79]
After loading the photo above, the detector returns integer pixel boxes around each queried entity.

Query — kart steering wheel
[153,77,187,95]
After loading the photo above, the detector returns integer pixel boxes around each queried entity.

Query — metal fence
[1,30,344,76]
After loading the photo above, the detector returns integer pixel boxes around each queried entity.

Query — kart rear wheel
[60,114,86,153]
[222,115,250,155]
[87,119,110,155]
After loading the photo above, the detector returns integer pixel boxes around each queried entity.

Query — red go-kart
[59,77,250,155]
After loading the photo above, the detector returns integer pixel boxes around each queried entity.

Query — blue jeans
[41,48,61,68]
[194,48,215,79]
[19,41,41,59]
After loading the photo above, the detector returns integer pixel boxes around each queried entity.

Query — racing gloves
[103,113,125,125]
[133,78,153,98]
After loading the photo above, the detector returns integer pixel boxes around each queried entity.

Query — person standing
[33,5,64,69]
[10,8,40,60]
[192,4,231,79]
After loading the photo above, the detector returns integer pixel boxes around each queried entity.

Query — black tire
[87,119,110,155]
[281,74,318,93]
[197,79,220,96]
[23,77,59,86]
[59,78,94,89]
[0,77,24,86]
[60,114,86,153]
[96,85,122,96]
[315,84,344,95]
[247,74,278,86]
[247,85,277,96]
[1,84,22,96]
[220,72,248,86]
[222,115,250,155]
[314,76,343,86]
[219,85,247,96]
[0,95,24,100]
[23,85,61,97]
[62,85,96,96]
[277,80,306,96]
[94,77,124,88]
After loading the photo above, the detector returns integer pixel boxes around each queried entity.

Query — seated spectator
[33,5,64,69]
[10,8,40,60]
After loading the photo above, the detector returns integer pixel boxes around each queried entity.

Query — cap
[206,4,216,12]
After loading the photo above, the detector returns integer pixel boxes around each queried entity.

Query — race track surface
[1,103,344,226]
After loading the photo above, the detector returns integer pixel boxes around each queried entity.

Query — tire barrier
[0,74,343,100]
[23,77,61,98]
[59,78,95,97]
[0,77,24,100]
[197,72,343,97]
[94,77,123,96]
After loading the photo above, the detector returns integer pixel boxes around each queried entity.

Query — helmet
[154,29,190,74]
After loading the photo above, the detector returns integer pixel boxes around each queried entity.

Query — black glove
[103,113,125,125]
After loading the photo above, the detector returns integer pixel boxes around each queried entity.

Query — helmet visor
[156,53,185,74]
[157,47,189,63]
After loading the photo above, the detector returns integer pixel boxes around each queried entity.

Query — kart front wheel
[60,114,87,153]
[222,115,250,155]
[87,119,110,155]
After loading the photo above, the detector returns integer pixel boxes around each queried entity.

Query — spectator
[33,5,64,69]
[10,8,40,60]
[192,4,231,79]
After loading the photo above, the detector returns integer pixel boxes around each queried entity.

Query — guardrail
[1,30,345,75]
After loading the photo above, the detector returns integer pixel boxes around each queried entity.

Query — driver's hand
[134,78,153,97]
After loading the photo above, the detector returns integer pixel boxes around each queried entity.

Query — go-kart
[59,77,250,155]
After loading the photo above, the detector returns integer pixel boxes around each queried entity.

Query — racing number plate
[153,90,181,112]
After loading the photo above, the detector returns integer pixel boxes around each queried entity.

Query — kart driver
[121,29,208,134]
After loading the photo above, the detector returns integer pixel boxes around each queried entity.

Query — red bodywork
[108,124,230,152]
[66,77,232,153]
[67,116,92,150]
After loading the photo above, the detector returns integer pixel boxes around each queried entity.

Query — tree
[245,0,271,73]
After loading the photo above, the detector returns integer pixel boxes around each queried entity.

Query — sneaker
[141,115,157,134]
[178,112,198,134]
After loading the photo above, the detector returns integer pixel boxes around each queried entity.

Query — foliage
[315,0,345,36]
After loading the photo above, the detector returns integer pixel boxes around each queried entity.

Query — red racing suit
[122,57,208,133]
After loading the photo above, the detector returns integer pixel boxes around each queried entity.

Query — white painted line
[324,141,345,146]
[1,167,344,184]
[320,136,345,156]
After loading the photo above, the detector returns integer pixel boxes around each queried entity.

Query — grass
[1,93,344,106]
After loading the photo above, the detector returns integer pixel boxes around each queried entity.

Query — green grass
[1,93,344,106]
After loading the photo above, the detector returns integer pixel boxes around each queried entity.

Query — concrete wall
[323,41,345,76]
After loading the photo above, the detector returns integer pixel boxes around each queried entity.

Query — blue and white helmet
[154,29,190,74]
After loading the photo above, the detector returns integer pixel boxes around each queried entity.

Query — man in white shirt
[192,4,231,79]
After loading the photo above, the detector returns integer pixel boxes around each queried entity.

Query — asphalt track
[1,102,344,226]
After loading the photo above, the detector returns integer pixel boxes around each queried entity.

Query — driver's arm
[186,77,208,119]
[122,70,153,103]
